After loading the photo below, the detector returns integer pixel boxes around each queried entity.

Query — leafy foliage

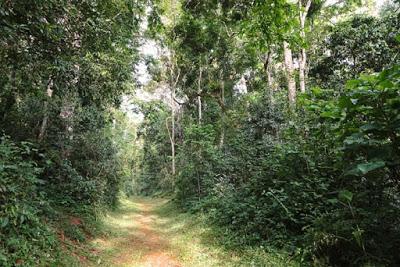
[170,65,400,265]
[138,2,400,265]
[0,0,143,265]
[2,0,399,266]
[310,14,400,89]
[0,137,58,266]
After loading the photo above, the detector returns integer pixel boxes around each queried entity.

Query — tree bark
[298,0,312,93]
[219,70,225,148]
[265,51,275,90]
[198,66,203,124]
[283,41,296,103]
[60,97,75,160]
[38,78,53,141]
[171,87,176,175]
[299,47,306,93]
[167,57,180,176]
[166,116,175,176]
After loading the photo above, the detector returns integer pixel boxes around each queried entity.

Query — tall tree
[283,41,297,103]
[298,0,313,93]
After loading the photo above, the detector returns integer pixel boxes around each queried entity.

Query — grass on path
[86,197,298,267]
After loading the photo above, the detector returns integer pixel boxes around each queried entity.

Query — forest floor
[84,197,296,267]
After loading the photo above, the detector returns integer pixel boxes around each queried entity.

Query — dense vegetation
[137,1,400,266]
[0,1,142,265]
[1,0,399,266]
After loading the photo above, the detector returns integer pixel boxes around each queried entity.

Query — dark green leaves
[356,161,385,174]
[345,160,386,176]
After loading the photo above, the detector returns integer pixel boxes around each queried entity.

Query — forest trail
[86,197,292,267]
[89,198,182,267]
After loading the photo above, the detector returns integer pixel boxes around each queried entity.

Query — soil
[92,199,181,267]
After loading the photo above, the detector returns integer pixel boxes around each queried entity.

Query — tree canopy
[1,0,399,266]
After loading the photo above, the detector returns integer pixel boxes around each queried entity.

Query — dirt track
[91,198,181,267]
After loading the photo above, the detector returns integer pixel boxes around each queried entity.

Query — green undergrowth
[0,136,126,266]
[154,198,299,267]
[85,197,298,266]
[51,205,114,267]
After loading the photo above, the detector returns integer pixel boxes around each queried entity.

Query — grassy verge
[152,199,299,267]
[44,207,109,267]
[87,197,299,267]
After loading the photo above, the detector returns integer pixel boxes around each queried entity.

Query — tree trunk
[171,87,176,175]
[283,41,296,103]
[265,52,274,90]
[219,70,225,148]
[264,51,276,107]
[198,66,203,124]
[298,0,312,93]
[165,117,175,175]
[167,56,180,176]
[38,78,53,141]
[59,96,75,160]
[299,47,306,93]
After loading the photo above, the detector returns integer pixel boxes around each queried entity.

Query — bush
[173,65,400,265]
[307,65,400,265]
[0,137,58,266]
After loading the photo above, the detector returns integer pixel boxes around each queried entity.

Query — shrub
[0,137,58,266]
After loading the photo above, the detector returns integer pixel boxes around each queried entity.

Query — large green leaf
[339,190,353,202]
[346,160,386,176]
[357,161,385,175]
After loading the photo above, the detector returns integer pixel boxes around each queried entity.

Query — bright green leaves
[339,65,400,161]
[395,34,400,43]
[241,0,295,50]
[292,64,399,264]
[338,189,353,202]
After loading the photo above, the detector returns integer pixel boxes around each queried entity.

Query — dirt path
[90,198,181,267]
[87,197,295,267]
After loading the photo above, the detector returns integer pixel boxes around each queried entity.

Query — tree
[298,0,313,93]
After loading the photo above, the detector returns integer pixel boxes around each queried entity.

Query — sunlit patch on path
[89,198,181,267]
[86,197,293,267]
